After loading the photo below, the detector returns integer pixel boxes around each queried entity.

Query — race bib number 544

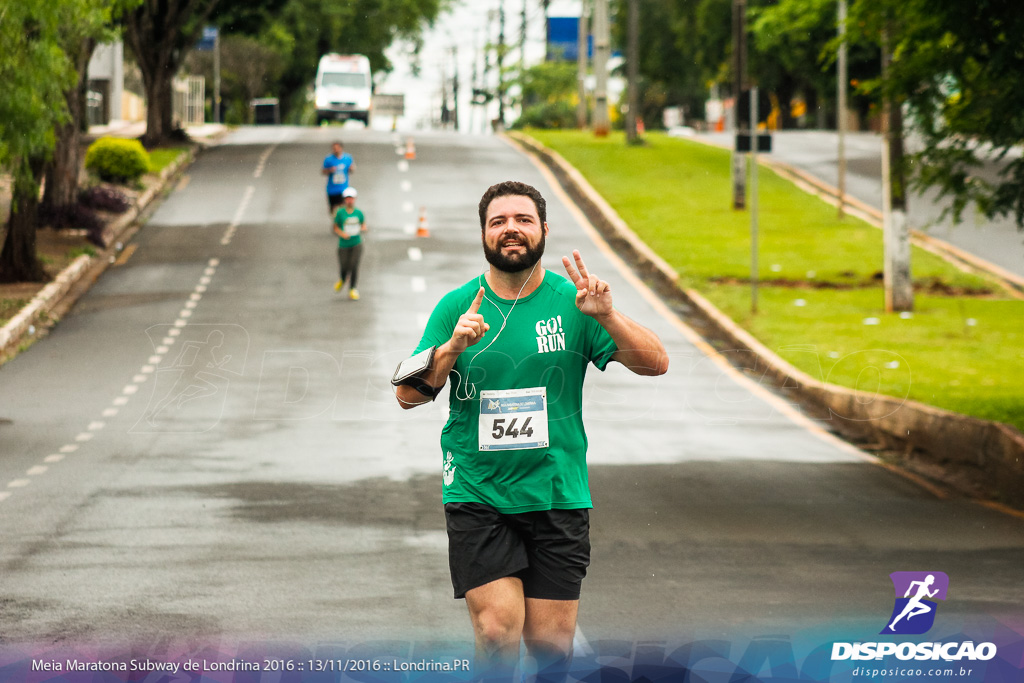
[478,387,549,451]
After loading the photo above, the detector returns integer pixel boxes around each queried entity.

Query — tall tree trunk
[0,158,49,283]
[143,70,176,147]
[42,39,96,216]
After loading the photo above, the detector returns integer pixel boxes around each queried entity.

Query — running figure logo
[881,571,949,635]
[135,324,248,433]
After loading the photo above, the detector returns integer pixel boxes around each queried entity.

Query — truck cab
[314,54,372,126]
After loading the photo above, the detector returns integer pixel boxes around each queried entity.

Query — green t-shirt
[334,207,364,248]
[413,270,618,513]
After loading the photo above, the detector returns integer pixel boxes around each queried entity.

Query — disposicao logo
[882,571,948,635]
[831,571,998,663]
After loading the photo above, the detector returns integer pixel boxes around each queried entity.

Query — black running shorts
[444,502,591,601]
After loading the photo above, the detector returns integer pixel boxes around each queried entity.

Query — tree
[0,0,76,282]
[124,0,444,141]
[42,0,140,220]
[121,0,224,147]
[851,0,1024,227]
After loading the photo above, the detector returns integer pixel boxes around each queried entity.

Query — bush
[79,185,131,213]
[514,101,577,130]
[38,203,106,246]
[85,137,151,183]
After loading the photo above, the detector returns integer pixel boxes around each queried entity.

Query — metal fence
[172,75,206,126]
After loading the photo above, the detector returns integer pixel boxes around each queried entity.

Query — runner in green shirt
[394,181,668,679]
[332,186,365,300]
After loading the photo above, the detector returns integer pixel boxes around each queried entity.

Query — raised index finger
[467,286,485,314]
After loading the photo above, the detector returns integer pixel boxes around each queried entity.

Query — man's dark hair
[478,181,546,230]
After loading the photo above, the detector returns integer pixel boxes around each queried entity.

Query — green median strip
[525,129,1024,433]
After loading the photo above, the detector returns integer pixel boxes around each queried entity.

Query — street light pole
[592,0,610,136]
[625,0,640,144]
[837,0,848,219]
[577,0,589,129]
[731,0,747,209]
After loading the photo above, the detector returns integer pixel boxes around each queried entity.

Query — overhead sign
[547,17,592,61]
[196,26,218,51]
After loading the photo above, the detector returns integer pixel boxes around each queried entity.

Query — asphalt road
[0,126,1022,657]
[697,130,1024,280]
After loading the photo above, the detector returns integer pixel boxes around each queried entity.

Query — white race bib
[343,217,361,236]
[478,387,549,451]
[332,170,347,185]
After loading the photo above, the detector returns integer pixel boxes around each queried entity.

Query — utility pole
[451,46,460,132]
[731,0,747,209]
[497,0,506,129]
[837,0,848,219]
[576,0,589,129]
[750,86,760,314]
[625,0,639,144]
[542,0,551,60]
[881,24,913,312]
[592,0,610,136]
[520,0,527,74]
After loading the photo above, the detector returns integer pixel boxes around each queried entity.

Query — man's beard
[483,232,545,273]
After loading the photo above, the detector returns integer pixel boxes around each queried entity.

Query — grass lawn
[149,146,189,174]
[526,129,1024,432]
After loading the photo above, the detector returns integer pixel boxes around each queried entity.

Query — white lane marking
[44,454,65,463]
[185,300,198,309]
[398,160,409,172]
[408,247,423,261]
[199,276,211,286]
[141,365,156,373]
[204,268,216,276]
[7,480,30,489]
[411,277,427,293]
[123,385,139,395]
[75,433,94,442]
[221,187,255,244]
[402,201,414,213]
[27,466,48,476]
[59,444,79,454]
[517,139,874,463]
[174,319,187,328]
[403,223,416,235]
[113,397,130,406]
[161,337,175,345]
[253,144,278,178]
[132,375,148,383]
[0,492,10,502]
[401,180,412,192]
[168,328,182,337]
[209,258,220,267]
[87,421,105,431]
[190,293,202,301]
[148,356,162,365]
[102,408,119,417]
[195,285,207,293]
[179,309,193,318]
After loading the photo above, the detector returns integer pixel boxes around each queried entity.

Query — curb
[0,146,195,359]
[506,131,1024,509]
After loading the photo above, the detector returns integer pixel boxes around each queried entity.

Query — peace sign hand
[562,250,612,319]
[450,287,490,353]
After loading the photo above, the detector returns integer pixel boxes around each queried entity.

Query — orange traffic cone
[404,138,416,160]
[416,207,430,237]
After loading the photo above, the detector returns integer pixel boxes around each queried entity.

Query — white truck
[314,54,372,125]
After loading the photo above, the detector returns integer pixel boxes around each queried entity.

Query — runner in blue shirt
[322,141,355,216]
